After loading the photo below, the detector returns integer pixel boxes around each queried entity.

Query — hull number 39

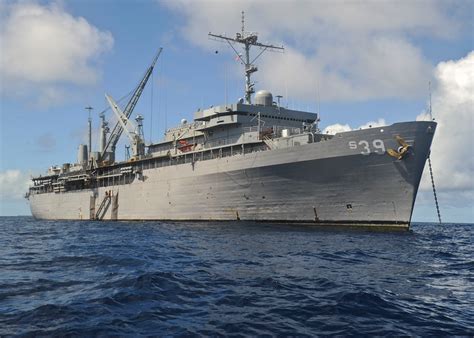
[349,140,386,155]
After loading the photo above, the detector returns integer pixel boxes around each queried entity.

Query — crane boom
[105,94,137,142]
[106,93,145,158]
[100,47,163,161]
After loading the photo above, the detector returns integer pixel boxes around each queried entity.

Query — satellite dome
[255,90,273,106]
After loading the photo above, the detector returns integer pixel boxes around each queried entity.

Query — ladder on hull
[95,193,112,220]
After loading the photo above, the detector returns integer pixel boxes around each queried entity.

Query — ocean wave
[0,218,473,336]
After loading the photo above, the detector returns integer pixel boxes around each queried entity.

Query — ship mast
[209,11,284,104]
[85,106,93,160]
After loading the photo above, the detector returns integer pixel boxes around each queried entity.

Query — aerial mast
[209,11,284,104]
[85,106,93,160]
[429,81,433,120]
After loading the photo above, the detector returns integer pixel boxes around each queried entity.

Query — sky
[0,0,473,222]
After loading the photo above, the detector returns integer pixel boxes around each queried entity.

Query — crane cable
[97,89,135,117]
[428,153,442,224]
[149,71,154,144]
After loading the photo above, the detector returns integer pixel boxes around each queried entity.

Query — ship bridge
[194,101,318,128]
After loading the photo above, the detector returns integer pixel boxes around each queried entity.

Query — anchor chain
[428,154,442,223]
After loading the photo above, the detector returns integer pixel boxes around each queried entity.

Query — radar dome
[255,90,273,106]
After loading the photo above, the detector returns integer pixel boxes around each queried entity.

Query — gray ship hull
[29,121,436,229]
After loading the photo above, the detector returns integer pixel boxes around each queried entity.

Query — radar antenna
[209,11,284,104]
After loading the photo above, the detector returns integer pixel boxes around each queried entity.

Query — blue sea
[0,217,472,336]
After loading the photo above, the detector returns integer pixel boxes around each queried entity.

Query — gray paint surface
[29,121,436,229]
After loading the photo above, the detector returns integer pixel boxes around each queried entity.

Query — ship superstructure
[27,14,436,229]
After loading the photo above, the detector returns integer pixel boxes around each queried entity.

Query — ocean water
[0,217,472,336]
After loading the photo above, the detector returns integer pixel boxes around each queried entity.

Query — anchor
[387,135,411,160]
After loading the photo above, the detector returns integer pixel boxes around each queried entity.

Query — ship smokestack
[99,112,108,154]
[77,144,88,165]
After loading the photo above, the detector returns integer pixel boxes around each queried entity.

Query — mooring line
[428,154,442,224]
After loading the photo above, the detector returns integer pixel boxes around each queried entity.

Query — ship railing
[33,179,52,186]
[203,136,240,149]
[201,125,305,150]
[243,125,304,138]
[165,121,205,133]
[269,126,302,138]
[58,174,89,181]
[242,126,260,133]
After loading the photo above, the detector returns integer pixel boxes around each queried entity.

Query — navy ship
[26,15,436,229]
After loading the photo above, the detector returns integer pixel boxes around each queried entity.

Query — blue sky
[0,0,473,222]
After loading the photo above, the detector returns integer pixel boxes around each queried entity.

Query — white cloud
[357,118,387,130]
[323,118,386,134]
[417,51,474,193]
[0,170,30,200]
[0,1,113,105]
[260,40,432,101]
[161,0,462,101]
[322,123,352,135]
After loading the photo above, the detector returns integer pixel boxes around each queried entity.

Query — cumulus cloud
[0,170,30,200]
[357,118,387,130]
[417,52,474,192]
[323,118,386,134]
[322,123,352,135]
[0,1,113,105]
[161,0,463,101]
